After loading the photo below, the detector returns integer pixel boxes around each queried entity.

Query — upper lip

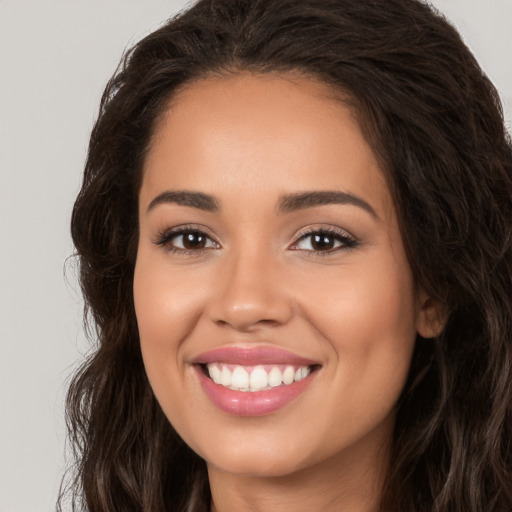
[190,346,320,366]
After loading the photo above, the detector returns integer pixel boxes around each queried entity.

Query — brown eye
[310,234,336,251]
[181,232,207,249]
[290,229,357,254]
[157,229,218,252]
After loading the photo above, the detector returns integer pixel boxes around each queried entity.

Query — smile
[206,363,312,392]
[192,346,320,416]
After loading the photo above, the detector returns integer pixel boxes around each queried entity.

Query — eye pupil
[312,234,334,250]
[183,232,206,249]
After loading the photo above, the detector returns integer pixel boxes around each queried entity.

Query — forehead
[141,72,391,217]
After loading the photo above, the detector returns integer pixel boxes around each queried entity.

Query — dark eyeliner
[152,225,217,254]
[291,226,359,254]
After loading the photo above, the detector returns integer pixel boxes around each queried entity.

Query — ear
[415,291,448,339]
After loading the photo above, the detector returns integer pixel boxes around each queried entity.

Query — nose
[207,248,293,332]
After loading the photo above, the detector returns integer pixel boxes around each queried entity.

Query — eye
[155,226,219,253]
[290,228,357,254]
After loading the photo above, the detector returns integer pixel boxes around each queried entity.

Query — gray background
[0,1,510,510]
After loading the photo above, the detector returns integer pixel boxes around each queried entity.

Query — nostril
[214,317,282,332]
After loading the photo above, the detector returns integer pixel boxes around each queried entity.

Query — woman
[60,0,512,510]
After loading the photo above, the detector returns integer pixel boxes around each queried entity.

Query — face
[134,73,435,479]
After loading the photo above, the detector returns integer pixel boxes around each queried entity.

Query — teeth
[283,366,295,385]
[250,367,268,391]
[231,366,249,389]
[206,363,312,392]
[209,365,222,384]
[221,366,231,387]
[296,366,310,381]
[268,366,283,387]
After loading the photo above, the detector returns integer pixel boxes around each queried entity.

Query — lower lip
[194,366,316,416]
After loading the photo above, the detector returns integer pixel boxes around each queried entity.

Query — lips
[191,346,320,416]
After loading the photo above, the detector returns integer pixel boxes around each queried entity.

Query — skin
[134,73,442,512]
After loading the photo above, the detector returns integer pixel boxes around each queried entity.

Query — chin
[187,423,321,479]
[205,449,308,479]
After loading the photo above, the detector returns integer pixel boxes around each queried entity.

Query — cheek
[303,253,416,334]
[134,250,205,347]
[133,250,203,396]
[298,253,418,396]
[295,260,417,451]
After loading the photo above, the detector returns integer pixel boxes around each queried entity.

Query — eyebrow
[147,189,377,219]
[147,190,219,212]
[278,190,378,219]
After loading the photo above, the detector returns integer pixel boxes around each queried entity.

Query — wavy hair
[60,0,512,510]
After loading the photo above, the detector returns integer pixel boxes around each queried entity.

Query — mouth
[199,362,317,392]
[191,346,321,416]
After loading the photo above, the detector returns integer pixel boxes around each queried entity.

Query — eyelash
[154,225,358,256]
[290,227,358,255]
[154,225,219,255]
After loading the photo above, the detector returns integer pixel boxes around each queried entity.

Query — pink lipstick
[192,346,319,416]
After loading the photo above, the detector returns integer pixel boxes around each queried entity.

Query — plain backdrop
[0,1,510,511]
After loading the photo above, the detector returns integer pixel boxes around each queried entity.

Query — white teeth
[221,366,231,387]
[231,366,250,389]
[283,366,295,385]
[206,363,312,391]
[209,364,222,384]
[268,366,283,387]
[297,366,310,380]
[250,367,268,391]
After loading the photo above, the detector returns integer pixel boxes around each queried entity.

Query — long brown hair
[60,0,512,510]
